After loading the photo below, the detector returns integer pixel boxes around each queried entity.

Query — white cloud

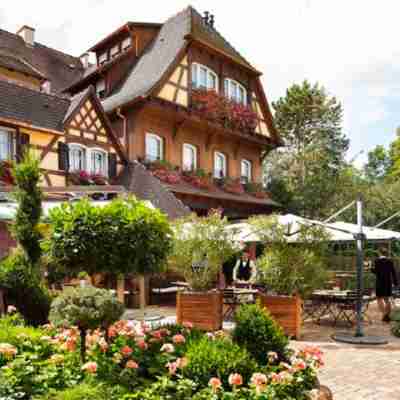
[2,0,400,165]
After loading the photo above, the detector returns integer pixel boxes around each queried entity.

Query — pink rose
[81,361,97,374]
[228,373,243,386]
[166,361,178,375]
[251,372,268,393]
[126,360,139,369]
[121,345,133,357]
[183,321,193,329]
[176,357,188,369]
[209,377,222,392]
[172,334,186,344]
[136,339,148,350]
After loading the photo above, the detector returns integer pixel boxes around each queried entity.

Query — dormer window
[224,78,247,105]
[110,44,120,59]
[122,36,132,51]
[98,52,108,66]
[95,79,106,99]
[192,63,218,91]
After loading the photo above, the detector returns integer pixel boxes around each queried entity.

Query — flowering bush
[192,89,258,134]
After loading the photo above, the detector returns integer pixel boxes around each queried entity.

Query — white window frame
[145,133,163,162]
[122,36,132,51]
[69,143,87,172]
[191,63,218,91]
[214,151,227,178]
[98,51,108,65]
[0,127,14,161]
[110,44,120,59]
[241,159,252,183]
[89,148,108,176]
[224,78,247,105]
[182,143,197,171]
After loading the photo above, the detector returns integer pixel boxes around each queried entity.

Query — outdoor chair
[334,290,373,326]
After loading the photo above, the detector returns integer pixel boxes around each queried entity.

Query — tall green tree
[267,81,349,218]
[11,152,43,265]
[363,145,390,182]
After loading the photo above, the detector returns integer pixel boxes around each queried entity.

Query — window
[69,144,86,172]
[191,63,218,91]
[182,143,197,171]
[214,151,227,178]
[95,79,106,99]
[98,52,108,65]
[224,78,247,105]
[110,44,120,59]
[90,149,107,175]
[145,133,163,162]
[0,128,13,161]
[241,159,252,183]
[122,36,132,51]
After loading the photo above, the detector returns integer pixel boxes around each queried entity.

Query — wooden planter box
[259,293,302,339]
[177,291,223,331]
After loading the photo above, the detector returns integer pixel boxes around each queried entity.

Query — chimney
[209,14,215,28]
[16,25,35,46]
[41,80,51,94]
[80,52,90,69]
[203,11,210,25]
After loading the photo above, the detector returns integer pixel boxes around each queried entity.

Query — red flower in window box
[0,160,14,185]
[152,169,181,184]
[181,169,215,191]
[91,174,109,185]
[69,170,94,185]
[221,177,245,195]
[244,182,269,199]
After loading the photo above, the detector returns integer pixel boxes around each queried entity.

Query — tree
[49,287,124,361]
[364,145,390,182]
[267,81,349,218]
[46,197,172,277]
[169,210,238,291]
[11,152,43,265]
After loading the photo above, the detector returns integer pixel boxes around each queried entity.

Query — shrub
[182,336,257,389]
[0,252,51,326]
[49,287,124,361]
[232,303,289,365]
[34,383,127,400]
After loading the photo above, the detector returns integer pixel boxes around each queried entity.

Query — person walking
[371,247,398,322]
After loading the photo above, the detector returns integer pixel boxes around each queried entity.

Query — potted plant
[170,210,238,330]
[221,177,245,195]
[244,182,270,199]
[249,216,329,338]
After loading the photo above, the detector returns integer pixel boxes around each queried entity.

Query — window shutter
[108,153,117,179]
[58,142,69,171]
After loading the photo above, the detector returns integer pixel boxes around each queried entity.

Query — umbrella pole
[355,198,364,337]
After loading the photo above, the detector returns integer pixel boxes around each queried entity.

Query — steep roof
[0,49,45,80]
[118,162,191,220]
[102,6,257,112]
[0,80,70,131]
[0,28,83,92]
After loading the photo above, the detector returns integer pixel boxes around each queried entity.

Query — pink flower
[136,339,148,350]
[121,345,133,357]
[0,343,17,358]
[172,334,186,344]
[209,377,222,392]
[251,373,268,393]
[293,358,306,371]
[166,361,178,375]
[160,343,175,353]
[126,360,139,369]
[228,373,243,386]
[82,361,97,374]
[183,321,193,329]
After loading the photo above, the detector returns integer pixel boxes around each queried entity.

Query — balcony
[191,89,258,135]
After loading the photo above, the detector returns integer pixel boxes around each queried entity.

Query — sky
[2,0,400,167]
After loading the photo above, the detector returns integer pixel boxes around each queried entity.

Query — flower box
[244,182,269,199]
[192,89,257,134]
[177,291,223,331]
[182,170,215,191]
[258,293,302,339]
[220,177,245,195]
[152,169,182,184]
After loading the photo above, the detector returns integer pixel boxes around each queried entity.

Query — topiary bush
[232,302,289,365]
[0,252,51,326]
[49,287,124,362]
[182,336,257,389]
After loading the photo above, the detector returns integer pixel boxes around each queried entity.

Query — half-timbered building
[67,6,282,219]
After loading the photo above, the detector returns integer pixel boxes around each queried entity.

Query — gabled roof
[0,49,45,80]
[118,162,191,220]
[102,6,258,112]
[0,28,83,92]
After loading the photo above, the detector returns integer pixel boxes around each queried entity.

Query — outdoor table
[310,290,375,326]
[223,287,258,320]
